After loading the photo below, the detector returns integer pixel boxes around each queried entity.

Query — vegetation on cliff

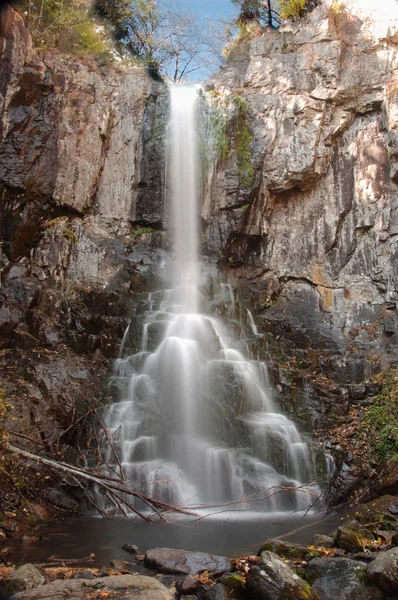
[14,0,109,55]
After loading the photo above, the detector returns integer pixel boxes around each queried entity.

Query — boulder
[245,552,319,600]
[306,557,383,600]
[144,548,231,575]
[4,564,48,596]
[219,573,245,598]
[311,534,334,548]
[258,539,325,560]
[335,520,369,553]
[176,577,199,595]
[366,547,398,593]
[12,575,170,600]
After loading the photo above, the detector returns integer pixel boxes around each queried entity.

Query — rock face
[11,575,171,600]
[0,4,168,518]
[204,0,398,460]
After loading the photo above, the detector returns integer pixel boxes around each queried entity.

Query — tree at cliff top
[14,0,108,55]
[232,0,312,28]
[95,0,227,81]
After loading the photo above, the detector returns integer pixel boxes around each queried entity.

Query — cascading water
[101,86,320,514]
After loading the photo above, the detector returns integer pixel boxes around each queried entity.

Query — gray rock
[307,557,383,600]
[4,564,48,596]
[109,559,127,571]
[245,552,318,600]
[144,548,231,575]
[366,547,398,593]
[388,504,398,515]
[176,577,199,594]
[12,575,170,600]
[123,544,139,554]
[312,534,335,548]
[70,571,95,580]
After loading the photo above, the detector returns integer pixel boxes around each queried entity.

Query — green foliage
[233,95,254,188]
[15,0,108,55]
[131,226,153,240]
[361,369,398,462]
[278,0,307,20]
[211,107,230,161]
[63,227,77,242]
[232,0,279,28]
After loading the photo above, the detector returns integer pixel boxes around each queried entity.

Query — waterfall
[100,86,320,514]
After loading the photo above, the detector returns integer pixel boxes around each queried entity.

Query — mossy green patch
[360,368,398,462]
[131,226,153,240]
[233,95,254,188]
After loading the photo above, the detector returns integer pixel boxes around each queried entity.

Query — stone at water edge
[366,547,398,593]
[246,551,319,600]
[257,538,326,560]
[144,548,231,575]
[306,557,384,600]
[4,564,48,596]
[123,544,139,554]
[11,575,170,600]
[311,534,334,548]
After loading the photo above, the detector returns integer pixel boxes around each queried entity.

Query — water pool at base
[8,512,341,567]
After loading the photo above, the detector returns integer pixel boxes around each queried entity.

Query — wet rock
[110,559,127,571]
[388,504,398,515]
[144,548,231,575]
[306,557,383,600]
[258,539,325,560]
[4,564,48,596]
[219,573,245,598]
[336,520,369,553]
[12,575,170,600]
[209,583,230,600]
[123,544,139,554]
[70,570,95,580]
[351,495,398,525]
[41,488,79,511]
[311,534,334,548]
[246,553,319,600]
[366,547,398,593]
[176,576,199,594]
[350,552,375,563]
[195,583,230,600]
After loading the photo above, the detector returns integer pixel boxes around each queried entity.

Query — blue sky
[179,0,235,21]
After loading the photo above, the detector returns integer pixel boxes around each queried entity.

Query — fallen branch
[2,442,198,521]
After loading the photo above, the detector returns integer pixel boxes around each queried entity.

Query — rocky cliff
[1,0,398,521]
[204,0,398,438]
[0,4,169,522]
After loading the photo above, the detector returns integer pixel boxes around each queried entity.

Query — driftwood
[2,442,198,522]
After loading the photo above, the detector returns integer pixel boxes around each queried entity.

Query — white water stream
[101,87,319,514]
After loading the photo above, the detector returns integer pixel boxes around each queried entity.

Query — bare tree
[95,0,231,81]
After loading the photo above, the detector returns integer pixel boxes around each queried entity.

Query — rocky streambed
[2,495,398,600]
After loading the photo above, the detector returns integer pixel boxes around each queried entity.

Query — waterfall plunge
[101,87,319,514]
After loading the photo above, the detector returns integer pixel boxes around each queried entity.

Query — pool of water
[8,511,341,567]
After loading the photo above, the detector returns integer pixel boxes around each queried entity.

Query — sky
[179,0,235,22]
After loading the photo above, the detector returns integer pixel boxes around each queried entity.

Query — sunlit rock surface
[204,0,398,436]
